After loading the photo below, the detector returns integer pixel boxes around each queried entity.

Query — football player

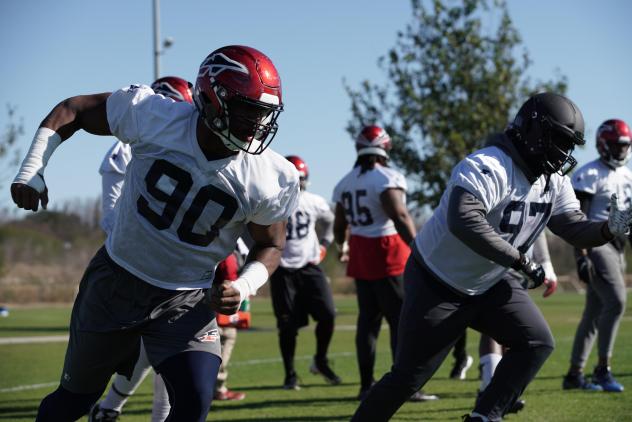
[350,93,632,422]
[11,45,299,422]
[332,126,436,402]
[90,76,194,422]
[269,155,341,390]
[92,76,248,422]
[563,119,632,393]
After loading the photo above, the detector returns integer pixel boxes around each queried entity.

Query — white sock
[152,373,171,422]
[479,353,502,392]
[100,342,152,412]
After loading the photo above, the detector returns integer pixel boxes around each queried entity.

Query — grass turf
[0,292,630,421]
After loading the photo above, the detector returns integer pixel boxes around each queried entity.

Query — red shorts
[347,233,410,280]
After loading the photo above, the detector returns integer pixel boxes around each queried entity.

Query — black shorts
[270,264,336,330]
[61,246,220,393]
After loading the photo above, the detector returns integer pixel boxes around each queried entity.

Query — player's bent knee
[36,385,103,422]
[609,299,625,317]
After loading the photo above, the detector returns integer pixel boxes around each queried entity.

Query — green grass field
[1,292,631,421]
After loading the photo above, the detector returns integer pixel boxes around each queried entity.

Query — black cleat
[462,415,485,422]
[88,403,120,422]
[309,357,342,385]
[507,398,526,414]
[450,355,474,380]
[283,371,301,390]
[475,390,525,415]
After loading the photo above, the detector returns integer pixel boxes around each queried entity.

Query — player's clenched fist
[11,182,48,212]
[206,280,241,315]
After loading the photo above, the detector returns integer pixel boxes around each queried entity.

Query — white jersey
[281,190,334,269]
[332,164,407,238]
[99,141,132,233]
[572,159,632,222]
[104,84,300,290]
[416,146,579,295]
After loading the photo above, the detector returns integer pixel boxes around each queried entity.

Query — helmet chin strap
[201,116,249,152]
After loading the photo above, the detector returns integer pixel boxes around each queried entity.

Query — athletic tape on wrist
[233,261,269,303]
[13,127,61,193]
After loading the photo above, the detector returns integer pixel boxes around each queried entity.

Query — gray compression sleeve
[447,186,521,268]
[547,210,611,248]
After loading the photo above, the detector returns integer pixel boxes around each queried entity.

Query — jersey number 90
[137,159,238,247]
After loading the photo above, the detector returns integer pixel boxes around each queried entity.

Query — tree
[0,104,24,192]
[346,0,567,207]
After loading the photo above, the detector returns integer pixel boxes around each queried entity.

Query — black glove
[576,255,594,284]
[512,253,545,289]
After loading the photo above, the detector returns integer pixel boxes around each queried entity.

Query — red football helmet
[193,45,283,154]
[151,76,193,104]
[286,155,308,189]
[596,119,632,168]
[355,125,392,159]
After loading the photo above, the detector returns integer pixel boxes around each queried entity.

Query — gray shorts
[61,246,221,393]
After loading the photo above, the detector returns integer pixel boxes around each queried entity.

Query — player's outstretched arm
[11,93,112,212]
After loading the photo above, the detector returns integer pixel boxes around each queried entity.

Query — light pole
[152,0,173,80]
[152,0,160,80]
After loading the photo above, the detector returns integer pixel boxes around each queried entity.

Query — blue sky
[1,1,631,217]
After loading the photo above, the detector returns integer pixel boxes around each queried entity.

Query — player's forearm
[392,213,416,245]
[247,243,283,277]
[547,211,612,248]
[235,221,285,300]
[13,94,114,197]
[447,186,521,267]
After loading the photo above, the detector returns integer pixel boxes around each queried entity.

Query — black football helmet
[507,93,585,177]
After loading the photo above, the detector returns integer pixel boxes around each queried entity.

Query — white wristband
[13,127,62,193]
[232,261,269,304]
[541,260,557,282]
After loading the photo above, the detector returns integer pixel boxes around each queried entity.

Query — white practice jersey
[104,85,300,290]
[281,190,334,269]
[572,159,632,222]
[416,146,580,295]
[332,164,407,238]
[99,141,132,233]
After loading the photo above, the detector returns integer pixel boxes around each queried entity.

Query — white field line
[0,382,58,393]
[0,335,69,345]
[0,351,356,394]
